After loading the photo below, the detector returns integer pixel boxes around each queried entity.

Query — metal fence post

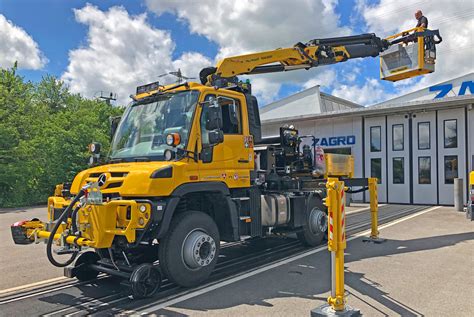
[454,178,463,212]
[311,178,360,317]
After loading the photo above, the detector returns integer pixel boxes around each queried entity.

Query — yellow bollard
[363,178,386,244]
[311,178,360,316]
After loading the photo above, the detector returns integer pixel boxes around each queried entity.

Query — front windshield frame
[108,90,200,162]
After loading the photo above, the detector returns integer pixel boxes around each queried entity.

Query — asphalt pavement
[146,206,474,317]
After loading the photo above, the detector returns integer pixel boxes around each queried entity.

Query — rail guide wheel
[73,251,100,281]
[129,263,162,299]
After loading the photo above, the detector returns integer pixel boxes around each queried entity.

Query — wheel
[74,251,100,281]
[130,263,161,299]
[297,195,327,246]
[159,211,220,287]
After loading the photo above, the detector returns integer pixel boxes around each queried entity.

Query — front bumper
[11,199,156,249]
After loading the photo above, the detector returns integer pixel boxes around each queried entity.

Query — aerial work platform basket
[380,27,442,82]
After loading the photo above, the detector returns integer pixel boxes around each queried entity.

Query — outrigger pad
[10,221,33,245]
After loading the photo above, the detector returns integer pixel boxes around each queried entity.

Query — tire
[159,211,220,287]
[297,195,327,247]
[74,251,100,281]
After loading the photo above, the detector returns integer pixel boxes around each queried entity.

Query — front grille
[84,171,129,192]
[105,182,123,189]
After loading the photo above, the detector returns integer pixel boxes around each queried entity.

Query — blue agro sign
[429,80,474,99]
[313,135,356,147]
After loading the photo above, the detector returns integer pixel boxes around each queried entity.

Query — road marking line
[134,205,441,315]
[0,277,68,296]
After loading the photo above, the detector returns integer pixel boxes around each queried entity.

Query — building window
[418,157,431,184]
[370,126,381,152]
[418,122,430,150]
[444,155,458,184]
[444,119,457,148]
[392,124,404,151]
[371,158,382,184]
[392,157,404,184]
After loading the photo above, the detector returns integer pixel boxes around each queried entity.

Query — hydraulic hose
[46,188,86,267]
[71,205,81,233]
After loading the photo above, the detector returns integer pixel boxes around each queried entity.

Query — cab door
[198,93,252,188]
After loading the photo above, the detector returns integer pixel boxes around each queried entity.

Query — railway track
[0,204,429,316]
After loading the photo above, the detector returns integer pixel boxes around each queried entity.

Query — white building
[261,73,474,205]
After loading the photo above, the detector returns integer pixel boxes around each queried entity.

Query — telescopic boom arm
[200,29,441,86]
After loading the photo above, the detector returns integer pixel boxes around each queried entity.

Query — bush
[0,66,123,207]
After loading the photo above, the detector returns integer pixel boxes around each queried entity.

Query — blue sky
[1,0,217,80]
[1,0,471,105]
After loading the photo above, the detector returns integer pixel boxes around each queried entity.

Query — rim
[134,266,160,297]
[181,229,217,270]
[309,207,327,235]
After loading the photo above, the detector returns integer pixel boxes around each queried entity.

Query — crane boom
[200,28,441,86]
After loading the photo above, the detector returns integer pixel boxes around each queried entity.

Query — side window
[221,99,242,134]
[200,95,242,146]
[444,155,458,184]
[200,105,210,146]
[392,157,404,184]
[418,122,430,150]
[370,126,381,152]
[444,119,457,148]
[371,158,382,184]
[392,124,404,151]
[418,157,431,184]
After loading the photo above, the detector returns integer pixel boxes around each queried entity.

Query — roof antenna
[158,68,195,84]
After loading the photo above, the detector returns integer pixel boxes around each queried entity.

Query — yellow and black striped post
[326,178,347,311]
[311,178,359,316]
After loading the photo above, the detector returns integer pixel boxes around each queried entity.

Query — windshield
[110,90,199,160]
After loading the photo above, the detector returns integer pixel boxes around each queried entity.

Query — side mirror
[205,99,223,130]
[208,129,224,145]
[110,116,121,140]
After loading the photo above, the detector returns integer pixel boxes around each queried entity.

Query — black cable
[345,186,369,194]
[46,189,85,267]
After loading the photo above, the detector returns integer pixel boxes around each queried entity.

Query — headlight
[164,149,174,161]
[165,133,181,147]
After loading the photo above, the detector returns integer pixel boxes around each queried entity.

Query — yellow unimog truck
[11,29,441,298]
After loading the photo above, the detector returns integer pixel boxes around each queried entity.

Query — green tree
[0,66,123,207]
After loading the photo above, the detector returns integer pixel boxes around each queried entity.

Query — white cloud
[357,0,474,95]
[0,14,47,69]
[303,69,337,89]
[331,77,395,105]
[61,4,211,105]
[145,0,353,104]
